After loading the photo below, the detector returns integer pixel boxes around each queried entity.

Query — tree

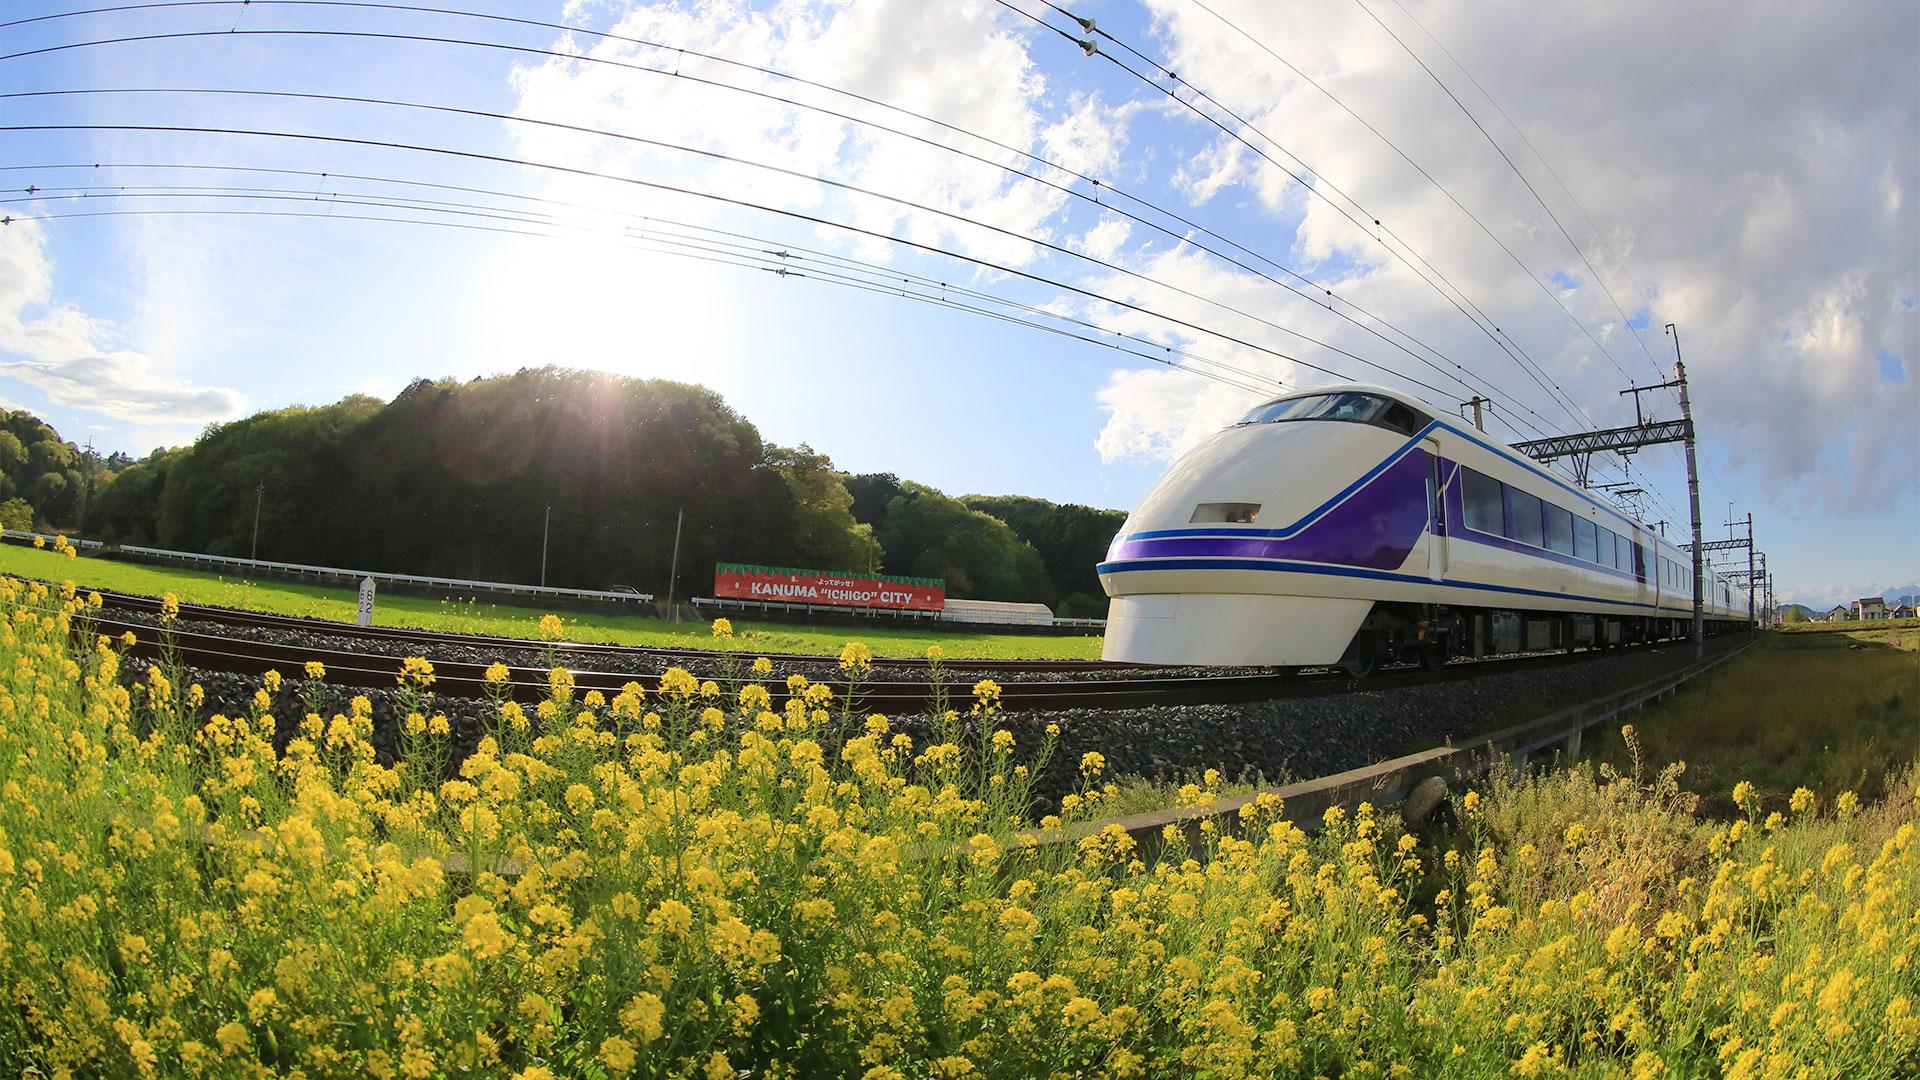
[875,482,1051,602]
[765,444,881,572]
[961,494,1126,602]
[0,497,31,531]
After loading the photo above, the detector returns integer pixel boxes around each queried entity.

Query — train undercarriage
[1334,600,1751,678]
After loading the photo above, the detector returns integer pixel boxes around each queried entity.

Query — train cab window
[1236,395,1328,425]
[1462,468,1504,534]
[1504,488,1544,547]
[1190,502,1260,524]
[1575,518,1598,562]
[1545,505,1575,555]
[1234,392,1429,435]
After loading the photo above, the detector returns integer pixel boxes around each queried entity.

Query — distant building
[1855,597,1888,621]
[1826,605,1852,622]
[1893,603,1918,620]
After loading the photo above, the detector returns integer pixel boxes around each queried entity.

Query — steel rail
[77,587,1132,675]
[91,608,1712,715]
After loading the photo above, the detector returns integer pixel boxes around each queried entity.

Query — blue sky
[1,0,1914,607]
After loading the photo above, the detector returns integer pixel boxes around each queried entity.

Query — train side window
[1190,502,1260,524]
[1504,488,1544,547]
[1462,468,1504,533]
[1545,505,1575,555]
[1575,518,1598,562]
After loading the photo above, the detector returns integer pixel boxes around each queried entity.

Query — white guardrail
[104,543,654,604]
[2,528,106,550]
[693,594,1107,629]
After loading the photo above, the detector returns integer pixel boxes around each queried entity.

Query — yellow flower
[304,660,326,680]
[711,618,734,639]
[483,662,510,684]
[971,679,1002,715]
[838,641,873,672]
[262,669,282,694]
[398,656,436,689]
[751,656,772,675]
[464,910,513,961]
[215,1021,248,1054]
[1080,751,1106,777]
[599,1035,637,1073]
[1836,790,1860,817]
[538,614,565,640]
[160,591,180,621]
[1732,780,1756,811]
[1789,787,1815,814]
[621,991,666,1043]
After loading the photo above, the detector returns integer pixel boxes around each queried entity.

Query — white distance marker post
[357,577,376,627]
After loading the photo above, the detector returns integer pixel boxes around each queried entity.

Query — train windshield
[1235,392,1427,434]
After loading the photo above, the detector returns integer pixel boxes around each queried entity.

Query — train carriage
[1099,384,1749,671]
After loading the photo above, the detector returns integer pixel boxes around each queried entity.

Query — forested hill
[37,368,1125,610]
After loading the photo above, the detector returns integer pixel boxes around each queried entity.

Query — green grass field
[1782,616,1920,633]
[0,545,1104,660]
[1584,626,1920,806]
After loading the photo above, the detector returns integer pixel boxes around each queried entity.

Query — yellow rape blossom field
[1,577,1916,1078]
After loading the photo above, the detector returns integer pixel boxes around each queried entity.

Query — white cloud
[505,0,1131,270]
[1081,0,1917,515]
[0,220,245,425]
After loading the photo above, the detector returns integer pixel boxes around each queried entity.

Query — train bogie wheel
[1341,632,1382,679]
[1421,641,1448,671]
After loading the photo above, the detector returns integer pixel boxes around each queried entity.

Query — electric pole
[665,508,685,621]
[540,504,551,587]
[1458,395,1491,432]
[1666,324,1705,660]
[251,482,264,561]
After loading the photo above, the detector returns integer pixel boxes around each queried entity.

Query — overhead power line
[6,82,1522,408]
[0,11,1569,437]
[2,168,1284,393]
[1350,0,1646,389]
[1005,0,1605,438]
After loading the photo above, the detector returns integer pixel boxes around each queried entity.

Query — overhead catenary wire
[2,115,1378,398]
[13,197,1286,397]
[1,0,1594,442]
[1002,0,1601,437]
[1376,0,1670,390]
[1348,0,1643,389]
[4,86,1495,407]
[1,172,1282,394]
[0,20,1559,435]
[1186,0,1666,407]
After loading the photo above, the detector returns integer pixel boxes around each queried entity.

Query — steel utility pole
[1458,395,1491,432]
[251,482,264,561]
[665,509,685,621]
[540,504,551,587]
[1741,512,1755,626]
[1666,324,1705,659]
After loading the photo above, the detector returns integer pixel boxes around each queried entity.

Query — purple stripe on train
[1109,448,1648,584]
[1107,448,1432,570]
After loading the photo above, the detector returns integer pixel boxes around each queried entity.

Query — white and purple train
[1099,384,1750,672]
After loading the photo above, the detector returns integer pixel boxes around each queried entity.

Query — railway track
[78,587,1131,675]
[85,607,1693,714]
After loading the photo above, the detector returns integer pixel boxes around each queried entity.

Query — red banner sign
[714,563,945,611]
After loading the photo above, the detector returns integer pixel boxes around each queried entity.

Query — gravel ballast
[120,630,1750,809]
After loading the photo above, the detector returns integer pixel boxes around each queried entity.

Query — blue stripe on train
[1095,556,1701,615]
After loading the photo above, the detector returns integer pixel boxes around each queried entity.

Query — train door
[1424,441,1446,582]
